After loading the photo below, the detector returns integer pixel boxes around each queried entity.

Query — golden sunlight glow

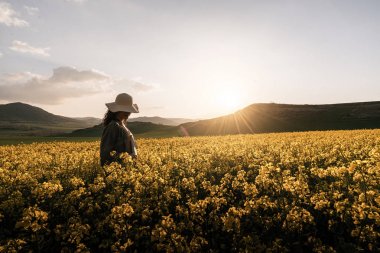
[214,88,244,114]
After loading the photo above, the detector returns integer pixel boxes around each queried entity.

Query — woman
[100,93,139,166]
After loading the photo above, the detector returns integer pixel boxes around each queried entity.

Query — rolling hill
[73,117,102,126]
[0,102,84,124]
[128,116,196,126]
[0,102,182,138]
[179,101,380,136]
[0,103,101,136]
[0,102,198,138]
[2,101,380,138]
[65,121,179,138]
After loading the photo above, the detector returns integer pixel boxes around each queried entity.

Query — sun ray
[214,88,244,115]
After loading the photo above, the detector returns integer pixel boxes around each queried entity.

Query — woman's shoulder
[106,120,118,126]
[103,120,122,132]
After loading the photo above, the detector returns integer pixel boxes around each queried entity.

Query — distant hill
[0,102,191,137]
[0,103,100,136]
[128,116,195,126]
[73,117,102,126]
[0,102,79,124]
[66,121,179,138]
[179,102,380,136]
[2,101,380,138]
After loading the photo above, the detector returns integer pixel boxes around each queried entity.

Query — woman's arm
[100,122,119,166]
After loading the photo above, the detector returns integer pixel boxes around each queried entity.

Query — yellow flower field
[0,130,379,252]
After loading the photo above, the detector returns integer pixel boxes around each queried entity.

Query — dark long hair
[103,110,118,126]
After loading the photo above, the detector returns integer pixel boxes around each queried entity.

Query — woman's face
[116,111,131,121]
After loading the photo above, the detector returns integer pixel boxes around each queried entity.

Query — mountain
[73,117,102,126]
[0,102,78,123]
[128,116,196,126]
[179,102,380,136]
[0,102,99,136]
[0,102,188,137]
[2,101,380,138]
[66,121,178,138]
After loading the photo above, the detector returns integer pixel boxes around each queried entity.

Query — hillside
[128,116,195,126]
[0,102,80,124]
[179,101,380,136]
[0,102,196,137]
[66,121,179,138]
[2,101,380,138]
[0,103,100,136]
[73,117,102,126]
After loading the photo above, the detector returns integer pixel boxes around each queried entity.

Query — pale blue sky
[0,0,379,118]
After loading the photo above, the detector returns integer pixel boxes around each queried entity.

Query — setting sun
[214,88,244,114]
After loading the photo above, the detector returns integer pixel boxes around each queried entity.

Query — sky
[0,0,379,119]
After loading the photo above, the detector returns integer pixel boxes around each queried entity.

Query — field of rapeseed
[0,130,379,252]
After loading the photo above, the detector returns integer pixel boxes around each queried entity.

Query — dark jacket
[100,120,135,166]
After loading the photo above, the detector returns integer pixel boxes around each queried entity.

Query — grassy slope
[180,102,380,136]
[0,102,99,136]
[0,122,180,145]
[65,121,179,138]
[2,101,380,141]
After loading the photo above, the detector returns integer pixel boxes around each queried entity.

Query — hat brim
[106,102,139,113]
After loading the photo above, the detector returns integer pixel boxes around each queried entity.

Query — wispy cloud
[0,52,3,58]
[115,78,157,92]
[24,6,39,16]
[50,66,109,83]
[0,67,111,104]
[9,40,50,57]
[1,72,43,83]
[65,0,87,4]
[0,66,156,105]
[0,2,29,27]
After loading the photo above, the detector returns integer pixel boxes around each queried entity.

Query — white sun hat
[106,93,139,113]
